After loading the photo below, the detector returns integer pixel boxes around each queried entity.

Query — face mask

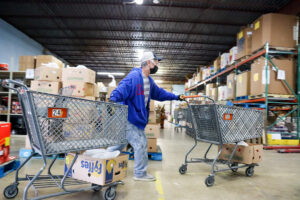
[150,65,158,74]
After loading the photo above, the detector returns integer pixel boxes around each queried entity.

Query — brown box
[19,56,35,71]
[34,66,62,82]
[145,124,160,138]
[251,13,297,52]
[62,68,96,83]
[30,81,61,94]
[65,153,128,185]
[147,138,157,153]
[214,56,221,72]
[63,81,94,97]
[149,100,155,112]
[236,71,251,97]
[250,57,295,96]
[205,83,216,97]
[36,55,64,69]
[148,111,158,124]
[218,143,263,164]
[93,83,100,97]
[227,73,236,100]
[236,27,253,59]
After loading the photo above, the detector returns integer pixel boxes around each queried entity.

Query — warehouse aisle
[1,122,300,200]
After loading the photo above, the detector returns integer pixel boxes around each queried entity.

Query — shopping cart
[1,79,128,200]
[173,108,188,132]
[179,95,263,187]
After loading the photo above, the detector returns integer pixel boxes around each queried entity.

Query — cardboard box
[65,153,128,185]
[34,66,62,82]
[236,71,251,97]
[93,83,100,97]
[62,68,96,83]
[218,86,228,101]
[149,100,155,112]
[63,81,94,97]
[145,124,160,138]
[205,83,216,97]
[221,53,230,69]
[237,27,253,59]
[30,81,62,94]
[227,73,236,100]
[82,96,96,101]
[251,13,297,52]
[214,56,221,72]
[107,86,117,99]
[36,55,64,69]
[250,57,295,96]
[229,46,238,64]
[147,138,157,152]
[218,143,263,164]
[211,88,218,101]
[19,56,35,71]
[148,111,159,124]
[0,122,11,164]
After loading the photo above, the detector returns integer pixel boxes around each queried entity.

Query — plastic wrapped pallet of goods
[30,81,62,95]
[229,46,238,64]
[62,67,96,83]
[221,53,230,69]
[19,56,35,71]
[236,71,251,97]
[36,55,64,69]
[62,81,94,97]
[226,73,236,100]
[250,57,295,96]
[236,27,253,59]
[34,66,62,82]
[251,13,297,52]
[218,86,228,101]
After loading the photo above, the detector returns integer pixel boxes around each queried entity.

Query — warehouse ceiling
[0,0,293,81]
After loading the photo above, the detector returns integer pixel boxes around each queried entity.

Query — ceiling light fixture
[155,80,163,83]
[135,0,143,5]
[153,0,160,4]
[97,72,125,76]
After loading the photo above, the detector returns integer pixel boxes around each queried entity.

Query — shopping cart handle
[183,95,215,103]
[1,79,28,91]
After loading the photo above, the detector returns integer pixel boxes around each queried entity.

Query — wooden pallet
[249,93,295,99]
[245,137,263,145]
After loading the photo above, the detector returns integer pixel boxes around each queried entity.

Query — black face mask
[150,65,158,74]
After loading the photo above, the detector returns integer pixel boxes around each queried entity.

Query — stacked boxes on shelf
[19,56,36,71]
[236,71,251,97]
[229,46,238,64]
[236,27,253,59]
[226,73,236,100]
[218,86,228,101]
[214,56,221,73]
[205,83,217,101]
[221,53,230,69]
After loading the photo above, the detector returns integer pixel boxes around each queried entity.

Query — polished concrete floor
[1,122,300,200]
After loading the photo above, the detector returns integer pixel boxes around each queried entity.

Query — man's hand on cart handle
[178,95,185,101]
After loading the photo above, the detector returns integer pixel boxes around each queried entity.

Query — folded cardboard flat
[218,143,263,164]
[62,68,96,83]
[65,153,128,185]
[145,124,159,138]
[251,13,297,52]
[30,81,62,95]
[34,66,62,82]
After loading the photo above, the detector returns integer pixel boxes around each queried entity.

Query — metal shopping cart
[174,108,188,132]
[179,95,263,187]
[1,79,128,200]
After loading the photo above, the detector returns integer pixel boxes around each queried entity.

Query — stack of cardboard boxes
[146,100,160,153]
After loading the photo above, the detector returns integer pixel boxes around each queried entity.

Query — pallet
[122,146,162,161]
[19,148,65,160]
[0,156,20,178]
[234,103,266,108]
[245,137,263,145]
[249,93,295,99]
[235,96,249,100]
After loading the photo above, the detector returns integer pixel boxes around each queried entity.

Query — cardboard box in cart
[218,143,263,164]
[65,153,129,186]
[63,81,95,97]
[62,68,96,84]
[34,66,62,82]
[30,81,62,95]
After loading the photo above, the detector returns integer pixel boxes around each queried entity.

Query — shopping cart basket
[174,108,188,132]
[1,79,128,200]
[179,95,263,187]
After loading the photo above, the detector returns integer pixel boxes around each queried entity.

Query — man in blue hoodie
[109,51,184,181]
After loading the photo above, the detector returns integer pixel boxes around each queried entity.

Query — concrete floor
[1,122,300,200]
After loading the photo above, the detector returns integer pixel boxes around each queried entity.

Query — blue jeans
[107,121,148,177]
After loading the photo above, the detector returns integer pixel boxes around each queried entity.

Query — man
[108,51,184,181]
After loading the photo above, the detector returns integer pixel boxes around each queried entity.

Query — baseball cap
[141,51,162,63]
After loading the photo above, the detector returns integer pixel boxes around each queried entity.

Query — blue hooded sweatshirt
[110,68,179,130]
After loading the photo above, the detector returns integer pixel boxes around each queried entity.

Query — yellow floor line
[155,172,165,200]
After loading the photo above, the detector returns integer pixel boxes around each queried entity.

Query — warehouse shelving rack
[185,43,300,145]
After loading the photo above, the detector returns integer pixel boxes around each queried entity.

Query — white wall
[0,19,44,71]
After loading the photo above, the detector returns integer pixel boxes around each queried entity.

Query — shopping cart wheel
[3,184,19,199]
[92,183,102,192]
[179,164,187,174]
[245,166,254,177]
[205,176,215,187]
[231,163,238,172]
[103,186,116,200]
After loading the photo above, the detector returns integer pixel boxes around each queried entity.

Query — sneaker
[133,174,156,182]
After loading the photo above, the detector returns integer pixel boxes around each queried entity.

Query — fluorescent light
[153,0,159,4]
[97,72,125,76]
[135,0,143,5]
[155,80,163,83]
